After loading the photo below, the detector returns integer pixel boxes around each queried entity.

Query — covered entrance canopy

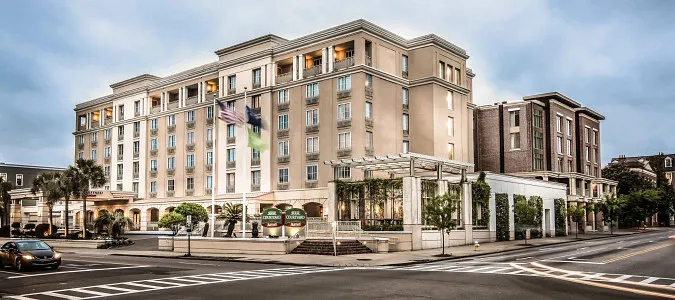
[324,152,474,179]
[70,190,136,202]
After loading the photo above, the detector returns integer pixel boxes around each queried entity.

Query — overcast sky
[1,0,674,168]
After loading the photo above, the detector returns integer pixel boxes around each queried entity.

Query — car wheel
[15,259,22,272]
[52,264,60,270]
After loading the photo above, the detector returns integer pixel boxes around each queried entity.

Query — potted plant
[220,203,243,238]
[158,212,185,251]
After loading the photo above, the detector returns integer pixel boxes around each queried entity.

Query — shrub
[174,203,208,227]
[495,193,510,241]
[472,172,491,228]
[35,224,58,238]
[554,198,567,236]
[67,230,92,240]
[158,212,186,236]
[362,224,403,231]
[11,222,21,229]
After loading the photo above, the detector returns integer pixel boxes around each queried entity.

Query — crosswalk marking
[482,267,512,274]
[641,277,660,284]
[121,282,160,289]
[70,288,112,297]
[610,275,632,282]
[42,291,82,300]
[97,285,136,293]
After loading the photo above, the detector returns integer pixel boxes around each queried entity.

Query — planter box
[158,236,175,251]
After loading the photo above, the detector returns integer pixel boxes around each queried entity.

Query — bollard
[474,241,479,251]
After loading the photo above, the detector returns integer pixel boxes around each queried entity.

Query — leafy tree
[220,203,243,237]
[424,192,459,255]
[620,189,660,228]
[174,203,208,228]
[0,177,12,227]
[31,172,64,235]
[602,163,654,196]
[513,198,538,244]
[567,205,586,239]
[601,194,624,234]
[72,159,106,239]
[158,212,185,236]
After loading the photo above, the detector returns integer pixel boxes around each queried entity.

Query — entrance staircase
[291,239,373,255]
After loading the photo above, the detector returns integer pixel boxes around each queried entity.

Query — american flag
[216,99,245,126]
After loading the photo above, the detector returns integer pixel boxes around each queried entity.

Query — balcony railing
[167,168,175,176]
[226,161,236,169]
[186,189,194,197]
[366,147,374,156]
[402,70,408,78]
[186,121,196,130]
[185,96,198,106]
[206,117,214,125]
[167,125,176,133]
[337,119,351,128]
[228,89,236,95]
[78,143,84,150]
[276,72,292,84]
[117,174,123,181]
[206,164,213,172]
[167,147,176,155]
[305,181,318,189]
[227,136,236,144]
[303,65,322,77]
[205,188,212,195]
[334,57,355,71]
[133,152,139,159]
[134,131,140,138]
[117,154,124,161]
[133,172,139,179]
[278,102,289,112]
[403,103,409,110]
[305,125,319,133]
[104,117,113,125]
[277,129,289,138]
[252,107,261,115]
[91,140,97,147]
[186,166,194,174]
[337,89,351,100]
[135,110,141,117]
[253,81,261,89]
[365,117,373,128]
[150,149,158,157]
[205,92,217,102]
[104,156,111,164]
[251,184,261,192]
[251,158,261,166]
[149,192,157,198]
[278,156,290,164]
[151,106,161,114]
[186,143,195,152]
[403,129,409,136]
[366,55,372,66]
[206,140,213,148]
[337,148,352,157]
[306,152,319,161]
[105,138,111,145]
[226,187,235,193]
[150,128,158,136]
[150,170,157,178]
[118,135,124,141]
[365,87,373,99]
[306,96,319,106]
[168,101,179,109]
[167,190,174,197]
[277,183,289,190]
[91,122,100,129]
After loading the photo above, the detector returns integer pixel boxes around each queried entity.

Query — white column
[160,92,165,111]
[112,107,117,123]
[178,88,183,108]
[292,56,298,81]
[100,109,104,126]
[321,48,327,74]
[298,55,304,80]
[197,83,202,103]
[218,76,224,97]
[403,176,422,250]
[201,81,206,101]
[270,63,276,86]
[461,170,473,245]
[328,46,334,72]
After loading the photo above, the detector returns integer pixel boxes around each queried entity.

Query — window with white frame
[167,179,175,191]
[91,149,97,160]
[133,182,139,194]
[278,141,289,157]
[228,75,236,90]
[186,154,195,167]
[206,151,213,165]
[337,103,351,120]
[337,75,351,91]
[226,148,236,162]
[402,55,408,74]
[167,114,176,126]
[593,148,598,164]
[167,157,175,169]
[567,139,572,155]
[103,166,110,178]
[366,131,373,150]
[556,115,562,133]
[447,91,454,110]
[227,124,235,138]
[306,109,319,126]
[133,121,140,134]
[586,146,590,161]
[186,110,195,122]
[134,100,141,115]
[366,74,373,88]
[105,128,111,140]
[133,141,140,153]
[91,132,97,142]
[0,173,6,182]
[278,89,289,104]
[186,177,194,190]
[133,161,139,174]
[534,131,543,150]
[306,137,319,153]
[447,117,454,136]
[511,133,521,150]
[150,138,157,150]
[337,166,351,179]
[566,119,572,135]
[150,181,157,193]
[104,147,111,158]
[78,135,84,145]
[252,68,261,86]
[306,165,318,181]
[116,183,123,191]
[402,114,409,131]
[252,149,260,159]
[15,174,23,187]
[447,143,455,160]
[251,171,261,186]
[278,168,289,183]
[206,128,213,141]
[150,159,157,171]
[206,106,214,119]
[78,151,84,159]
[592,130,597,145]
[187,132,195,144]
[117,144,124,156]
[509,110,520,127]
[151,119,158,130]
[365,102,372,119]
[666,157,673,168]
[117,163,123,178]
[306,83,319,98]
[403,141,409,153]
[585,127,590,143]
[168,135,176,147]
[206,175,213,189]
[278,114,289,130]
[402,88,409,106]
[338,132,351,150]
[557,136,563,154]
[226,100,235,111]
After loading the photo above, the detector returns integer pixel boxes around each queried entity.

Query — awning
[324,152,473,179]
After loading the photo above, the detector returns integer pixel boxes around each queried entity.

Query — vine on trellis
[472,172,491,228]
[495,193,510,241]
[528,195,544,238]
[554,198,567,236]
[513,194,527,240]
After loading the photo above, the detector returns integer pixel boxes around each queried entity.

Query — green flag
[247,128,267,151]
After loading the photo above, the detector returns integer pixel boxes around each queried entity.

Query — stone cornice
[408,76,471,95]
[576,107,605,121]
[466,68,475,78]
[523,92,582,109]
[109,74,160,89]
[215,34,287,57]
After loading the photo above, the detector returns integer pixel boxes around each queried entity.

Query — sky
[1,0,674,168]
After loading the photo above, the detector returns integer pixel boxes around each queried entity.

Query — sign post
[185,215,192,257]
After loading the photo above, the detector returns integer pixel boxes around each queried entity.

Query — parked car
[0,240,62,271]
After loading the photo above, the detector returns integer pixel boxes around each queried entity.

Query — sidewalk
[67,230,650,267]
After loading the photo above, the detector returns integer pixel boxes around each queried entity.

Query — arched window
[666,157,672,168]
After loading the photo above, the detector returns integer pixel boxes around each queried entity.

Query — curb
[105,231,655,268]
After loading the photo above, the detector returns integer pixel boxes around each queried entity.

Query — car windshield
[17,241,51,251]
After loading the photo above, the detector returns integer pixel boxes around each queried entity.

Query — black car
[0,240,62,271]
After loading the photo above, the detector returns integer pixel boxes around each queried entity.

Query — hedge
[529,196,544,238]
[513,194,527,240]
[472,172,491,228]
[495,193,510,241]
[554,198,567,236]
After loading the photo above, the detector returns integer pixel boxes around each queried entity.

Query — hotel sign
[284,208,306,227]
[261,208,283,228]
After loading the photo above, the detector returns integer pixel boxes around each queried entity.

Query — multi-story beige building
[72,19,476,231]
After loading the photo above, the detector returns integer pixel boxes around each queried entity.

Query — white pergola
[324,152,474,180]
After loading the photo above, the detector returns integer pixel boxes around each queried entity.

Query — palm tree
[59,166,79,236]
[109,212,133,238]
[94,210,112,237]
[0,177,12,227]
[72,159,106,239]
[220,203,242,237]
[31,172,64,235]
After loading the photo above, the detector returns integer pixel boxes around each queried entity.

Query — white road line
[610,274,632,282]
[97,285,137,293]
[7,265,150,279]
[70,288,112,297]
[0,269,19,275]
[481,267,512,274]
[167,277,211,284]
[541,260,606,265]
[581,273,605,280]
[506,270,526,275]
[74,256,105,259]
[4,296,38,300]
[463,266,495,273]
[206,274,247,280]
[41,291,82,300]
[60,266,88,269]
[122,282,161,289]
[144,279,185,286]
[641,277,661,284]
[176,262,217,266]
[516,257,534,261]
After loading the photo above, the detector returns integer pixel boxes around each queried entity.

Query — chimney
[502,101,507,104]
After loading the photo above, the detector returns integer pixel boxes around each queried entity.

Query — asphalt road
[1,229,673,300]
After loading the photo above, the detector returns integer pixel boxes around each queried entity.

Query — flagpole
[210,92,217,238]
[242,87,248,238]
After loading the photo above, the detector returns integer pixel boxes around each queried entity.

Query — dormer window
[666,157,672,168]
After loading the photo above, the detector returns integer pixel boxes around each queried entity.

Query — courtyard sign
[284,208,307,227]
[261,208,283,228]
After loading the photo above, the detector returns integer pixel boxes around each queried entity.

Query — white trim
[507,108,521,112]
[592,128,598,132]
[584,125,591,129]
[556,112,564,116]
[565,116,573,121]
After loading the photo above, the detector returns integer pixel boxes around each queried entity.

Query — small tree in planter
[601,195,623,235]
[174,203,208,234]
[109,212,134,238]
[513,198,538,245]
[220,203,243,238]
[159,212,185,236]
[567,205,586,239]
[424,192,459,256]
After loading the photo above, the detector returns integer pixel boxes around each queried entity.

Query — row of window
[0,173,22,187]
[438,61,461,85]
